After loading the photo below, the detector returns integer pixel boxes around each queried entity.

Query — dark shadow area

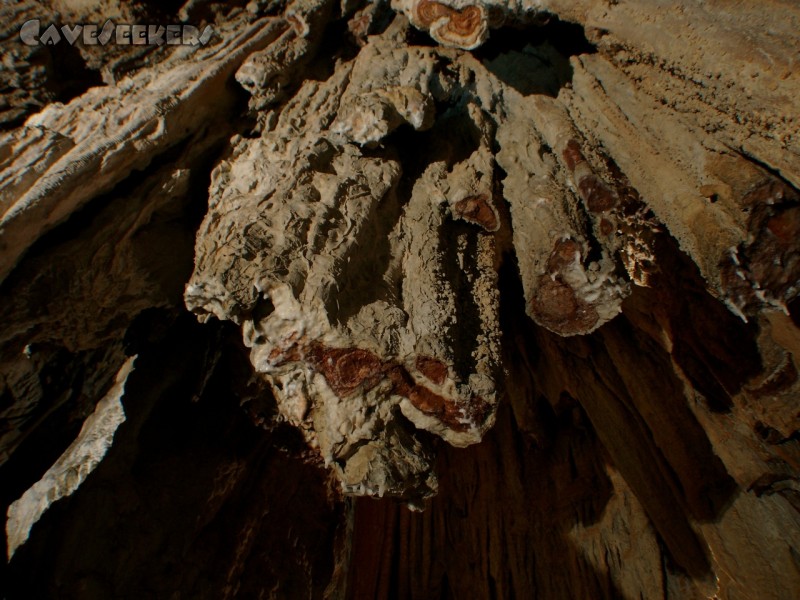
[0,43,104,132]
[0,345,122,519]
[43,42,105,105]
[603,314,739,521]
[527,321,722,581]
[476,16,596,97]
[346,399,621,600]
[6,314,344,599]
[0,116,241,589]
[790,297,800,329]
[0,131,228,300]
[602,158,763,413]
[313,6,367,70]
[440,222,486,383]
[405,22,440,48]
[625,232,763,413]
[492,218,737,581]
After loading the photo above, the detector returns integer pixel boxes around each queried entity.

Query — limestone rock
[185,33,504,500]
[0,12,288,282]
[6,356,134,560]
[0,0,799,598]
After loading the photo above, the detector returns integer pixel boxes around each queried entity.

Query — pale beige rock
[236,0,334,110]
[184,0,800,504]
[563,53,798,318]
[186,34,505,499]
[0,15,288,283]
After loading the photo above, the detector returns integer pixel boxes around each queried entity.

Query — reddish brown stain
[562,139,585,172]
[533,277,579,321]
[453,194,499,231]
[445,5,483,36]
[387,365,484,432]
[531,275,599,335]
[416,0,451,24]
[306,343,385,397]
[408,386,469,432]
[464,395,493,426]
[268,338,303,364]
[741,180,792,207]
[600,218,615,236]
[409,386,448,415]
[720,180,800,315]
[286,15,303,33]
[386,365,414,396]
[271,340,491,432]
[578,174,617,212]
[767,207,800,244]
[416,0,483,36]
[546,238,581,272]
[561,140,617,212]
[415,356,448,385]
[269,346,295,363]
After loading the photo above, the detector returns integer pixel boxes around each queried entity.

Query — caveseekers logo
[19,19,215,46]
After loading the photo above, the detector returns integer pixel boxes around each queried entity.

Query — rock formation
[1,0,799,598]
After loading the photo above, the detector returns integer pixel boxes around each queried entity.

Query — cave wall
[1,0,799,598]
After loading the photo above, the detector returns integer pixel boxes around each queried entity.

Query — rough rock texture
[1,0,800,598]
[186,30,505,500]
[6,355,134,559]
